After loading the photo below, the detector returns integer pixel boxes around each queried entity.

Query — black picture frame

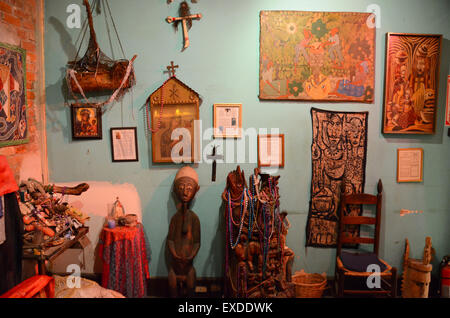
[71,105,102,139]
[110,127,139,162]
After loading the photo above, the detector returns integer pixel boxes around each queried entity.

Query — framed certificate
[213,103,242,138]
[258,134,284,167]
[397,148,423,182]
[110,127,138,162]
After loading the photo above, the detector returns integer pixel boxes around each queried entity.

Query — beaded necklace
[227,190,247,249]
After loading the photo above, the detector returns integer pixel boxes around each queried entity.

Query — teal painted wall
[44,0,450,277]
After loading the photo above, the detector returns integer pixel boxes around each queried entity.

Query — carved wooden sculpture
[223,166,295,298]
[166,1,202,51]
[167,166,201,297]
[401,237,433,298]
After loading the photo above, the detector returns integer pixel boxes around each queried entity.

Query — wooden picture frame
[110,127,138,162]
[397,148,423,183]
[148,76,201,163]
[382,33,442,134]
[258,134,285,167]
[213,103,242,138]
[71,105,102,139]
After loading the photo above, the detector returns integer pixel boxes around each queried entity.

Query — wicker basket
[292,270,327,298]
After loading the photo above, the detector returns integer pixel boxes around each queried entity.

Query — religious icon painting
[71,105,102,139]
[383,33,442,134]
[259,11,375,102]
[147,75,201,163]
[0,42,28,148]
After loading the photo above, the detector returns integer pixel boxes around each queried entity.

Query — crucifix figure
[166,1,202,51]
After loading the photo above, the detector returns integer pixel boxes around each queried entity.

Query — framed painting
[213,103,242,138]
[0,42,28,147]
[383,33,442,134]
[397,148,423,182]
[148,76,200,163]
[151,103,198,163]
[259,11,375,102]
[110,127,138,162]
[257,134,285,167]
[71,105,102,139]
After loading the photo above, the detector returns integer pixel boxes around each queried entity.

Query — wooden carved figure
[166,1,202,51]
[223,166,295,298]
[167,166,201,297]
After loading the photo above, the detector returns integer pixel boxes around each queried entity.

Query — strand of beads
[228,190,247,250]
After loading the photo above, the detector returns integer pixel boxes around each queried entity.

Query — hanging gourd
[66,0,137,107]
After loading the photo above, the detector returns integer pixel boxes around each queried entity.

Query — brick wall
[0,0,46,182]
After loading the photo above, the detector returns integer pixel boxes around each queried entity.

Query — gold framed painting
[213,103,242,138]
[397,148,423,183]
[383,33,442,134]
[151,103,198,163]
[259,11,375,102]
[257,134,285,167]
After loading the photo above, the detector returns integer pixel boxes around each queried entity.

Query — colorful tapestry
[259,11,375,102]
[0,43,27,147]
[305,108,368,248]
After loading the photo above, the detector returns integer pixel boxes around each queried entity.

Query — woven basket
[292,270,327,298]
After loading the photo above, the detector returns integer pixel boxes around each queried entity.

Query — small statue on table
[167,166,201,297]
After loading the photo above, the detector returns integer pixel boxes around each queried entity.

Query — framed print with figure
[213,103,242,138]
[71,105,102,139]
[383,33,442,134]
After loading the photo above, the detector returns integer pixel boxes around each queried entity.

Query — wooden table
[22,227,89,275]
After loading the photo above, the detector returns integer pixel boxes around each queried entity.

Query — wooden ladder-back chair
[335,179,397,297]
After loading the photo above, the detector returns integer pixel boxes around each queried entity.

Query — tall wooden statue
[167,166,201,297]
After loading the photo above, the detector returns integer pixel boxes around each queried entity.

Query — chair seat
[337,251,392,276]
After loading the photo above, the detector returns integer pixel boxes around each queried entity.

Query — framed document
[397,148,423,182]
[213,103,242,138]
[258,134,284,167]
[110,127,138,162]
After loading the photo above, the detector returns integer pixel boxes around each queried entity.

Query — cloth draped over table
[305,108,368,248]
[0,155,22,295]
[99,223,150,298]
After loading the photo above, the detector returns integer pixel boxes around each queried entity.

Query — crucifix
[207,145,223,182]
[166,1,202,51]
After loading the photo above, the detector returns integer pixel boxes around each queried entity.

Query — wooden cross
[166,12,202,50]
[206,145,223,182]
[166,61,179,77]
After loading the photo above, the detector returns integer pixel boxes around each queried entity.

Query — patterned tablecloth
[99,223,149,298]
